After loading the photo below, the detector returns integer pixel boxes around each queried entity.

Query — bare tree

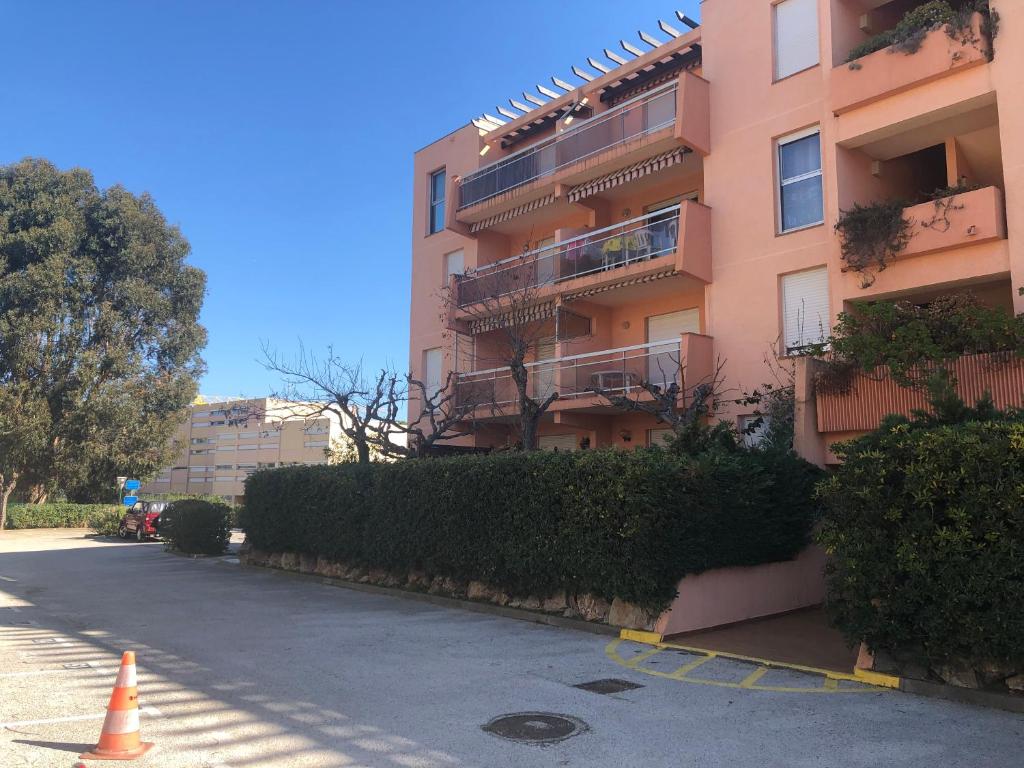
[442,249,560,451]
[592,355,730,435]
[260,342,396,465]
[380,371,486,459]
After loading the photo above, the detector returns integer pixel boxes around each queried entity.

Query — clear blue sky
[2,0,701,397]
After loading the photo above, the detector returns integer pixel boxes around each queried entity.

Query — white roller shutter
[533,338,557,401]
[781,267,830,354]
[774,0,819,80]
[424,347,442,397]
[647,309,700,385]
[539,434,578,452]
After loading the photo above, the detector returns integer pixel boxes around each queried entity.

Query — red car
[117,501,168,541]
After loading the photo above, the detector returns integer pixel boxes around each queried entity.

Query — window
[304,440,328,448]
[781,266,830,354]
[647,428,674,447]
[739,415,772,447]
[215,464,234,470]
[428,169,446,234]
[777,128,823,233]
[423,347,442,398]
[539,434,578,452]
[646,309,700,386]
[443,249,465,285]
[774,0,819,80]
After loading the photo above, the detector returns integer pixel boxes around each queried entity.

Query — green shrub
[845,0,982,62]
[817,415,1024,669]
[90,508,125,536]
[815,294,1024,391]
[159,499,232,555]
[4,502,119,530]
[242,449,821,614]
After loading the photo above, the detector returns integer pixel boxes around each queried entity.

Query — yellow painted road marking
[739,667,769,688]
[669,653,716,679]
[605,639,884,694]
[621,646,663,667]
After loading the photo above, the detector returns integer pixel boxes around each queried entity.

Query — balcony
[456,201,711,308]
[816,352,1024,435]
[901,185,1005,258]
[459,82,681,211]
[831,11,989,116]
[456,333,714,414]
[837,186,1007,297]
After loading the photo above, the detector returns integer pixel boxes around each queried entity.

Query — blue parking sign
[122,495,138,506]
[125,479,141,491]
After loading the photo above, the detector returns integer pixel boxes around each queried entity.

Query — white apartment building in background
[141,396,344,504]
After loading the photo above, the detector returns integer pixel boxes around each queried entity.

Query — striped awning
[566,147,691,203]
[562,268,677,301]
[468,300,556,335]
[469,193,557,233]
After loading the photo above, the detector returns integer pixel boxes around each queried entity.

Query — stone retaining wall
[240,545,656,631]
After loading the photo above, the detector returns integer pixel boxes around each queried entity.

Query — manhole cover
[482,712,588,744]
[574,678,644,695]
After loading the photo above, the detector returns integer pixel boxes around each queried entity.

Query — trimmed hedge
[3,503,119,530]
[160,499,232,555]
[243,449,821,614]
[817,417,1024,669]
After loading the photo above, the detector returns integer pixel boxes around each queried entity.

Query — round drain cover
[482,712,587,745]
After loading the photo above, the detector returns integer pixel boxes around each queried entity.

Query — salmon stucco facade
[408,0,1022,459]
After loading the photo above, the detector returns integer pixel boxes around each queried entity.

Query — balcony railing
[456,339,683,408]
[458,82,678,209]
[456,206,680,307]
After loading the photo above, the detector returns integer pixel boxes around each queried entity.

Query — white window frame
[423,347,443,398]
[428,168,446,235]
[776,126,824,235]
[443,249,465,286]
[780,265,830,355]
[773,0,820,81]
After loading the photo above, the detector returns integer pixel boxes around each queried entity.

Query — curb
[247,562,620,637]
[853,667,901,690]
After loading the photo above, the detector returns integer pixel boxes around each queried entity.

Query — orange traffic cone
[79,651,154,761]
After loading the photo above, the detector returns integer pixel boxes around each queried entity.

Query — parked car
[117,501,169,541]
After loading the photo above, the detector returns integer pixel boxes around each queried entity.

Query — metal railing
[458,82,678,209]
[456,206,680,306]
[456,339,682,408]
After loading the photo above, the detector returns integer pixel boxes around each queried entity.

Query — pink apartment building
[408,0,1023,461]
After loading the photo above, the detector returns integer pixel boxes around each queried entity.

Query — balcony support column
[675,71,710,156]
[791,356,826,468]
[675,201,712,284]
[568,195,611,228]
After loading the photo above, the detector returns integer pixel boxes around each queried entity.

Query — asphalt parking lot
[1,529,1022,767]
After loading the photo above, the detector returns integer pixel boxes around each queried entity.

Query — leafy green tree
[0,382,48,531]
[0,158,207,503]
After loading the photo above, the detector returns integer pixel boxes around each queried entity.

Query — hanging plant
[835,200,914,288]
[845,0,997,65]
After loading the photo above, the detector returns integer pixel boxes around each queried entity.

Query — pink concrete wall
[655,546,828,637]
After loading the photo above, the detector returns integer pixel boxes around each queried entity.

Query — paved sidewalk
[1,529,1022,767]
